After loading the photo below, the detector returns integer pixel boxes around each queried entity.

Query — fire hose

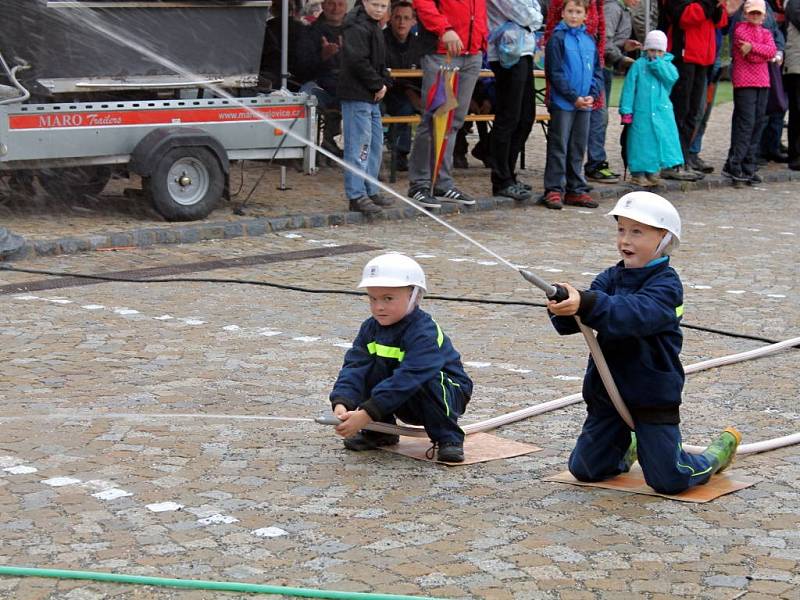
[360,270,800,457]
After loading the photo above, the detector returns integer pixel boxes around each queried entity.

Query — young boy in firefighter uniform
[547,191,741,494]
[329,253,473,462]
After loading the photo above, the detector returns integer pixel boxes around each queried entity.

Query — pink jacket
[731,21,777,88]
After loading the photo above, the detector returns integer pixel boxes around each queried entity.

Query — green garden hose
[0,566,440,599]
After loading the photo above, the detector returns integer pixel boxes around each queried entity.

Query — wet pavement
[0,172,798,598]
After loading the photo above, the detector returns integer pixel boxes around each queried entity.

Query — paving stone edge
[4,169,799,261]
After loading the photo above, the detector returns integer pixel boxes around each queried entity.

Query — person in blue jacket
[542,0,604,210]
[329,253,473,462]
[547,191,741,494]
[618,30,684,187]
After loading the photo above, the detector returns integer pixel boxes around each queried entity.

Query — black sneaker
[349,196,385,216]
[746,173,763,185]
[434,187,476,205]
[721,168,748,182]
[515,181,533,191]
[409,188,442,209]
[586,162,620,184]
[495,183,531,201]
[369,193,394,207]
[437,441,464,463]
[343,430,400,451]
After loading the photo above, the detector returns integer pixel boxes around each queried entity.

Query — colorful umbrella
[425,64,459,194]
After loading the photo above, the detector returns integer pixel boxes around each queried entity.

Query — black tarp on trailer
[0,0,270,96]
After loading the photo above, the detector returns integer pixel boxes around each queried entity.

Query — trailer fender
[130,127,229,178]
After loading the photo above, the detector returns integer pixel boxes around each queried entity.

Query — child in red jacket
[722,0,777,185]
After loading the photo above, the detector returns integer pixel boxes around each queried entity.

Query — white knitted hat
[644,30,668,52]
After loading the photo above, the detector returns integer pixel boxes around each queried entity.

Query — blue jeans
[568,396,715,495]
[585,68,613,172]
[341,100,383,200]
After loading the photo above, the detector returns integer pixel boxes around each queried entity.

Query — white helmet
[607,191,682,249]
[358,253,427,291]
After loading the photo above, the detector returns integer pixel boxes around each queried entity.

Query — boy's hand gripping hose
[519,269,636,430]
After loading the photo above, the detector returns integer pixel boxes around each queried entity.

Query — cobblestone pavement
[1,179,798,599]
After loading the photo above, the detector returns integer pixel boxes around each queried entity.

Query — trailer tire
[38,167,112,201]
[145,146,224,221]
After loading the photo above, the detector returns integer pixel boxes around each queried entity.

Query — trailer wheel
[38,167,112,201]
[145,147,224,221]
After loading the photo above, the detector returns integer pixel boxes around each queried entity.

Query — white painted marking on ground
[333,342,353,349]
[767,294,787,298]
[258,329,282,337]
[46,298,72,304]
[293,336,320,343]
[544,268,564,273]
[13,295,40,301]
[42,477,81,487]
[464,361,491,368]
[693,285,713,289]
[198,514,239,525]
[222,325,241,331]
[581,272,597,277]
[282,233,303,238]
[726,290,746,295]
[448,258,474,262]
[253,527,288,538]
[113,308,140,315]
[477,260,498,266]
[505,368,532,374]
[3,465,37,475]
[81,304,105,310]
[154,315,173,320]
[745,228,761,232]
[92,488,133,501]
[718,226,734,229]
[554,375,583,381]
[414,254,436,258]
[146,501,183,512]
[779,232,795,236]
[180,318,206,325]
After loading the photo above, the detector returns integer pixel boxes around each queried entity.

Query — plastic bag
[488,21,525,69]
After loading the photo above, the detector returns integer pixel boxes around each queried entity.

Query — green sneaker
[702,427,742,474]
[621,432,637,471]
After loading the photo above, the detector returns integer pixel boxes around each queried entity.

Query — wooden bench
[381,68,549,181]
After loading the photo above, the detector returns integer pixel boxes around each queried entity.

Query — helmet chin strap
[405,286,419,316]
[654,232,673,258]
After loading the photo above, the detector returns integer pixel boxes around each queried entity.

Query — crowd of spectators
[259,0,796,214]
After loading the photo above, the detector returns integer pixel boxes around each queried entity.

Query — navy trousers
[374,375,467,445]
[568,396,715,495]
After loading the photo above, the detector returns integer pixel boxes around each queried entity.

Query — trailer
[0,0,317,221]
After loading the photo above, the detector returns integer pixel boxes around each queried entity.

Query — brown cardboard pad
[544,464,758,502]
[380,432,542,466]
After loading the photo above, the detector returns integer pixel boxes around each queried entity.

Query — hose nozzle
[519,269,568,302]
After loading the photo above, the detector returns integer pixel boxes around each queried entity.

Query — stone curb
[4,168,800,261]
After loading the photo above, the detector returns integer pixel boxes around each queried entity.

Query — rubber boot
[701,427,742,474]
[621,432,637,471]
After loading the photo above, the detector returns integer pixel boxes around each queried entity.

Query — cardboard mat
[381,432,542,466]
[545,464,758,502]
